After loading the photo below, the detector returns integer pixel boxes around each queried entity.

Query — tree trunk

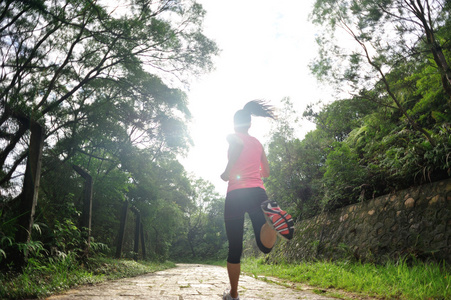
[187,232,196,258]
[133,211,140,261]
[72,165,93,256]
[115,201,129,259]
[411,0,451,101]
[140,222,146,260]
[13,122,44,268]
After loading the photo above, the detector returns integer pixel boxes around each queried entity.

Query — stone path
[47,264,337,299]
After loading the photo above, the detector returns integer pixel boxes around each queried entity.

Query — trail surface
[46,263,338,299]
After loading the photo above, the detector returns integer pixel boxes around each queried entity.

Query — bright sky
[182,0,333,193]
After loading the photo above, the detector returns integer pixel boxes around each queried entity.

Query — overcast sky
[182,0,333,193]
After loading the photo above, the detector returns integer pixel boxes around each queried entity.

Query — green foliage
[84,257,175,280]
[52,219,84,255]
[16,240,48,259]
[265,98,325,219]
[241,257,451,300]
[0,0,221,271]
[303,98,378,142]
[267,87,449,214]
[0,255,174,299]
[170,178,227,260]
[267,97,378,216]
[0,252,94,299]
[264,0,451,216]
[310,0,451,147]
[322,142,367,208]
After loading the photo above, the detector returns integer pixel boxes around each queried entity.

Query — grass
[240,257,451,299]
[0,254,175,299]
[2,254,449,299]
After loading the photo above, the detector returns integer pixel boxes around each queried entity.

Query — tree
[0,0,219,267]
[303,97,379,142]
[266,97,374,217]
[265,98,327,219]
[0,0,218,196]
[170,177,227,260]
[310,0,451,145]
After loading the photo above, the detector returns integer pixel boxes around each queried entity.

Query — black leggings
[224,187,273,264]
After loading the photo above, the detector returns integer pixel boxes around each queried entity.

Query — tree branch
[340,18,436,146]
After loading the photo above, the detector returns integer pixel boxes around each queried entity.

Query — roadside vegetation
[241,257,451,300]
[0,255,174,299]
[2,255,449,299]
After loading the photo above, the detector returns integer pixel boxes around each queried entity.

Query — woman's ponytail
[233,100,276,129]
[242,100,276,119]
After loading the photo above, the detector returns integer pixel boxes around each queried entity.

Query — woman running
[220,100,294,300]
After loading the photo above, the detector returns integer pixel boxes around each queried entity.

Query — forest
[0,0,450,281]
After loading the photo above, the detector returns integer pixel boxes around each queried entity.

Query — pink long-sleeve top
[227,133,266,193]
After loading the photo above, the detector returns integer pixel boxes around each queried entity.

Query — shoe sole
[262,207,294,240]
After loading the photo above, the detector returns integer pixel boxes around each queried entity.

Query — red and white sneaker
[261,201,294,240]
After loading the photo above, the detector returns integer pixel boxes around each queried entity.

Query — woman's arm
[220,134,244,181]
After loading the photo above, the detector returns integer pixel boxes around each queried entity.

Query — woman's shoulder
[226,133,261,146]
[226,133,244,146]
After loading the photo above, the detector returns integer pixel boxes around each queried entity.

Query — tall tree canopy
[0,0,220,266]
[310,0,450,144]
[0,0,218,196]
[311,0,451,97]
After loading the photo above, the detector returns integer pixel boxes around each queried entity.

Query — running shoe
[261,200,294,240]
[223,290,239,300]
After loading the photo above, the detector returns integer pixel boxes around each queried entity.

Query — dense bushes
[266,96,450,219]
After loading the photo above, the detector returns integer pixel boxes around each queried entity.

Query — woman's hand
[220,172,229,181]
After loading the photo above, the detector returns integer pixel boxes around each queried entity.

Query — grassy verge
[0,254,175,299]
[240,257,450,299]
